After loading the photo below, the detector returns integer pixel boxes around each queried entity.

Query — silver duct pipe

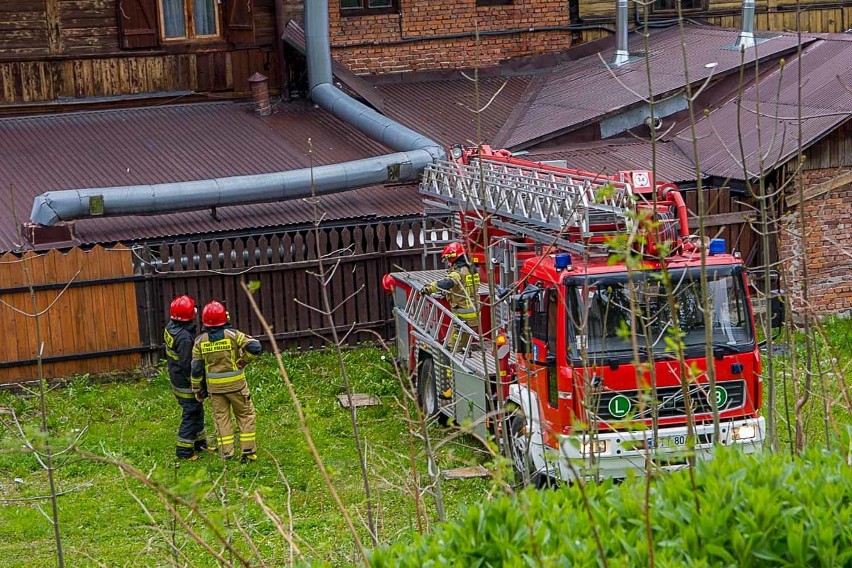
[611,0,630,66]
[735,0,756,50]
[30,0,443,226]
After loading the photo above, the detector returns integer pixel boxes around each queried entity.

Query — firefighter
[420,242,482,352]
[191,301,263,463]
[164,295,210,461]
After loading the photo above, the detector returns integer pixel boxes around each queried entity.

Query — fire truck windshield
[565,266,754,363]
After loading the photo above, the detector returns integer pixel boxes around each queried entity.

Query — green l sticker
[609,395,632,419]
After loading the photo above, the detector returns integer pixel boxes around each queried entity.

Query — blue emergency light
[709,238,726,256]
[554,253,572,271]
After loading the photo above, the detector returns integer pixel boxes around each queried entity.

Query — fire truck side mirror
[769,291,785,329]
[746,269,784,329]
[511,284,541,355]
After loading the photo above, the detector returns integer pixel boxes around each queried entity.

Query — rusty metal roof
[671,33,852,181]
[499,25,817,150]
[373,74,533,147]
[526,138,697,184]
[0,101,424,252]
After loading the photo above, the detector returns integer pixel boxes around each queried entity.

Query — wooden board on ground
[442,465,490,480]
[337,393,381,408]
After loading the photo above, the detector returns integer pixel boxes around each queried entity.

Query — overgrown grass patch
[0,346,490,567]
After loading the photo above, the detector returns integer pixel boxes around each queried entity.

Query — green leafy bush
[370,447,852,567]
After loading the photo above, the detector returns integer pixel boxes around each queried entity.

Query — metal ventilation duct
[30,0,444,227]
[735,0,757,50]
[611,0,631,66]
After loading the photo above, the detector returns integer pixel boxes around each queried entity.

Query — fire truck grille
[592,380,747,421]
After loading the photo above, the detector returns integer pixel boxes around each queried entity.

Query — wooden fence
[0,245,149,384]
[0,204,768,385]
[144,218,448,351]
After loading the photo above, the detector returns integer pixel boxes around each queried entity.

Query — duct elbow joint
[30,194,61,227]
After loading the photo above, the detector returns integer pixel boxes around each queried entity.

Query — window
[651,0,704,13]
[118,0,254,49]
[159,0,220,39]
[340,0,397,16]
[566,267,754,363]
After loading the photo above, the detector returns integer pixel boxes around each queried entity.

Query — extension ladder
[420,159,636,254]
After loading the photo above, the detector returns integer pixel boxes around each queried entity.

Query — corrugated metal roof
[672,34,852,181]
[374,75,533,147]
[526,138,697,183]
[501,25,817,149]
[0,101,423,252]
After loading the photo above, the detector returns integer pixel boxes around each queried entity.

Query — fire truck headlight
[732,425,756,441]
[581,440,610,455]
[450,144,465,160]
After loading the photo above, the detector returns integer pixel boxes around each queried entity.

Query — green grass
[1,319,849,567]
[0,346,491,567]
[772,316,852,452]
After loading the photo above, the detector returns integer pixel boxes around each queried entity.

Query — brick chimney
[248,72,271,117]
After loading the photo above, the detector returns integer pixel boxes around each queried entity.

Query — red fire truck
[383,145,771,482]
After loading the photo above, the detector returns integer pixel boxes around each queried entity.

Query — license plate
[647,434,687,450]
[648,432,714,449]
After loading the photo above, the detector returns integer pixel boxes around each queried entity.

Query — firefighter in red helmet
[191,301,263,463]
[421,242,482,352]
[164,295,210,461]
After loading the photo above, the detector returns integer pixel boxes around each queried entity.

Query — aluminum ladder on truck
[393,270,500,376]
[419,159,636,254]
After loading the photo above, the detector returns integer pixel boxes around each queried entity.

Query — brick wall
[779,167,852,319]
[320,0,573,74]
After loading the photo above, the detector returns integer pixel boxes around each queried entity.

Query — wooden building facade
[3,1,849,105]
[0,0,280,105]
[578,0,851,42]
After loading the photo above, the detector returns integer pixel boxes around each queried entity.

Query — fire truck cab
[384,145,772,482]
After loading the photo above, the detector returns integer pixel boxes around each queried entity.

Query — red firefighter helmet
[169,295,196,322]
[441,242,465,262]
[202,301,229,327]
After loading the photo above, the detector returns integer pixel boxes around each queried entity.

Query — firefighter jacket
[164,320,196,399]
[191,325,262,395]
[422,260,481,322]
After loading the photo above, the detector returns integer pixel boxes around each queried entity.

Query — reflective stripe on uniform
[217,435,235,445]
[176,440,194,449]
[240,432,256,441]
[456,310,477,319]
[207,370,246,385]
[166,349,179,360]
[173,386,195,399]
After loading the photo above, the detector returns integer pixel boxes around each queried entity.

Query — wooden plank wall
[0,245,145,384]
[800,121,852,171]
[151,219,445,351]
[683,187,770,265]
[578,0,849,32]
[0,49,277,104]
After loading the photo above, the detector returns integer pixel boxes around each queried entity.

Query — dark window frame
[157,0,221,41]
[339,0,398,17]
[477,0,513,5]
[650,0,707,14]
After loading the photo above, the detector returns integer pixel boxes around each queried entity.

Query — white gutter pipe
[30,0,444,226]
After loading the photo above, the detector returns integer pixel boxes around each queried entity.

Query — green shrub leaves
[371,448,852,567]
